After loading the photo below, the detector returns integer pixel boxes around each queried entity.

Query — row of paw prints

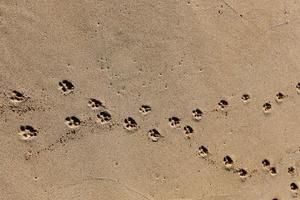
[14,78,300,141]
[12,80,300,199]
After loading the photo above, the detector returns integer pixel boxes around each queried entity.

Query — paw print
[275,92,286,103]
[65,116,81,128]
[237,168,248,179]
[148,129,161,142]
[183,125,193,138]
[288,166,296,175]
[263,102,272,114]
[168,117,180,128]
[296,82,300,94]
[192,108,203,120]
[241,94,250,103]
[88,98,104,110]
[223,155,234,169]
[218,99,228,109]
[198,145,209,157]
[269,167,277,176]
[18,125,38,140]
[139,105,151,115]
[262,159,271,170]
[123,117,138,131]
[10,90,28,103]
[96,111,112,124]
[58,80,74,95]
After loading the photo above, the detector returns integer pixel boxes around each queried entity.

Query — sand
[0,0,300,199]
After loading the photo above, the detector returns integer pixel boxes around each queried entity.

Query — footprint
[296,82,300,94]
[288,166,296,175]
[168,117,180,128]
[198,145,209,158]
[275,92,286,103]
[58,80,74,95]
[290,182,299,195]
[223,155,234,170]
[241,94,250,104]
[263,102,272,114]
[10,90,28,103]
[88,98,104,110]
[269,167,277,176]
[139,105,151,115]
[96,111,112,124]
[218,99,228,109]
[183,125,193,138]
[192,108,203,120]
[237,168,248,179]
[262,159,271,170]
[64,116,81,128]
[148,129,161,142]
[18,125,38,140]
[123,117,138,131]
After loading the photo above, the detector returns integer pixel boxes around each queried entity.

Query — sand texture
[0,0,300,199]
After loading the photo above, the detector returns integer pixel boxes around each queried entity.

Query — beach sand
[0,0,300,199]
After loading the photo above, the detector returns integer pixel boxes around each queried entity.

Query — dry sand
[0,0,300,199]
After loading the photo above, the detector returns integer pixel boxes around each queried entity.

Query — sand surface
[0,0,300,199]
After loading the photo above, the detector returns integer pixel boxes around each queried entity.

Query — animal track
[123,117,138,131]
[139,105,151,115]
[237,168,248,179]
[198,145,209,158]
[65,116,81,128]
[18,125,38,140]
[269,167,277,176]
[262,159,271,169]
[96,111,112,124]
[218,99,228,109]
[148,129,161,142]
[223,155,234,170]
[58,80,74,95]
[168,117,180,128]
[263,102,272,114]
[88,98,104,110]
[241,94,250,103]
[290,182,299,196]
[10,90,28,103]
[288,166,296,175]
[275,92,286,103]
[183,125,193,138]
[192,108,203,120]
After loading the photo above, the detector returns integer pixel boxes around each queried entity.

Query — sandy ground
[0,0,300,199]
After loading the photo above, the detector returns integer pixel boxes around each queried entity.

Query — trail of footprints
[13,80,300,198]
